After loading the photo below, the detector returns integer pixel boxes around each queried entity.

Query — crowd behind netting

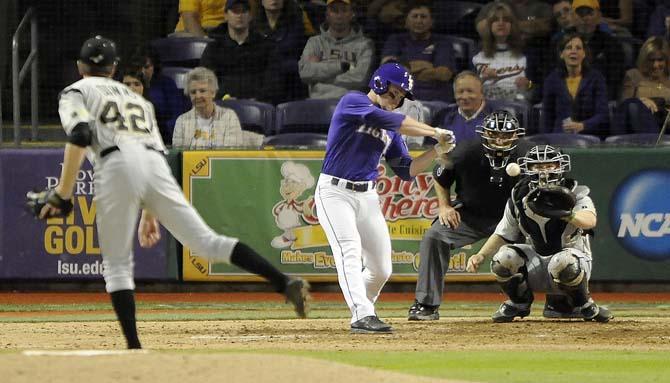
[21,0,670,148]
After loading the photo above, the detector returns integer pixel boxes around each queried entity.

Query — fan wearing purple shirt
[381,1,456,102]
[314,62,455,334]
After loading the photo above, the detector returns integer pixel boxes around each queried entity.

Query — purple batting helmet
[369,63,415,100]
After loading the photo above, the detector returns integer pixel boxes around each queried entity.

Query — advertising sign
[0,149,171,280]
[181,151,486,281]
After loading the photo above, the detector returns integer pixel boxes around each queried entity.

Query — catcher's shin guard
[491,246,533,305]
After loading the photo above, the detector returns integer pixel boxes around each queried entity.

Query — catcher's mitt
[526,186,576,219]
[26,189,74,219]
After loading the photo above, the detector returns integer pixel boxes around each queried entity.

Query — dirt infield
[0,353,466,383]
[2,291,669,304]
[2,292,670,383]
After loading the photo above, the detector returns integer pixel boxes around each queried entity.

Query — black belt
[330,177,376,192]
[100,145,163,158]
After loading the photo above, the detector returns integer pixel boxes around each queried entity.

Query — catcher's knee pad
[548,250,584,287]
[491,246,526,282]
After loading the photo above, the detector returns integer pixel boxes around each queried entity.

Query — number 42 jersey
[58,76,166,166]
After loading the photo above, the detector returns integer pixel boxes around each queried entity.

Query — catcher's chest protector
[511,179,578,256]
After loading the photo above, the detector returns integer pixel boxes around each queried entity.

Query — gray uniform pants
[414,219,493,306]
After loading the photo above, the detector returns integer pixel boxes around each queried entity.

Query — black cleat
[492,301,531,323]
[350,315,393,334]
[284,278,311,318]
[581,302,613,323]
[407,301,440,321]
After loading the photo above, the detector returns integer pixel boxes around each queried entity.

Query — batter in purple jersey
[314,62,455,333]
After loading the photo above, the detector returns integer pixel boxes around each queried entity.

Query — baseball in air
[506,163,521,177]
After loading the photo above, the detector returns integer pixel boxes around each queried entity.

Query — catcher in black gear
[466,145,613,323]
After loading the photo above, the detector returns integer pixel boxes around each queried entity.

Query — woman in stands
[613,36,670,135]
[472,2,532,103]
[172,67,263,149]
[541,32,609,137]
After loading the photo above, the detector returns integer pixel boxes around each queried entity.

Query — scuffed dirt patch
[0,353,467,383]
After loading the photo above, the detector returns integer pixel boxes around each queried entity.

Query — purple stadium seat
[218,99,275,135]
[150,37,213,67]
[523,133,602,148]
[263,133,328,148]
[489,100,530,132]
[161,66,191,91]
[604,133,670,146]
[530,103,543,135]
[275,99,339,134]
[448,36,476,72]
[433,1,482,40]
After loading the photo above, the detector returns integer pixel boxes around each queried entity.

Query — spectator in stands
[572,0,625,100]
[173,67,264,149]
[120,67,148,98]
[256,0,310,104]
[441,71,495,143]
[173,0,227,37]
[476,0,553,40]
[381,1,456,102]
[131,49,184,146]
[647,0,670,39]
[614,36,670,135]
[201,0,272,100]
[541,33,609,137]
[551,0,577,43]
[599,0,633,34]
[298,0,375,99]
[473,2,533,103]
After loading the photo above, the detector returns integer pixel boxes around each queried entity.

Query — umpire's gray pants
[415,220,492,306]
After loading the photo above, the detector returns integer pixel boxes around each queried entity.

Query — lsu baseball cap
[225,0,250,11]
[572,0,599,10]
[79,35,118,66]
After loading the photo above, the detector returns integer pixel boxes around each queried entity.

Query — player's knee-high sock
[230,242,289,292]
[110,290,142,349]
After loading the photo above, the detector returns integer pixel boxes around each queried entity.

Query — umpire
[408,110,528,320]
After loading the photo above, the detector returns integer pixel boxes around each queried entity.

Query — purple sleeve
[434,35,456,71]
[581,72,609,135]
[341,93,405,131]
[381,34,402,58]
[384,133,414,180]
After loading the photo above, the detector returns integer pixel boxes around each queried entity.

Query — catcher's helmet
[518,145,571,188]
[79,35,118,66]
[476,110,525,169]
[369,63,415,100]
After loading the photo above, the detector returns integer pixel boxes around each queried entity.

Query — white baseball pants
[94,144,238,293]
[314,174,393,323]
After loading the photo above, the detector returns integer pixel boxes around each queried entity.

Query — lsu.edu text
[57,260,105,276]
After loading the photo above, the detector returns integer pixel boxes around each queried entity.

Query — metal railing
[12,7,38,145]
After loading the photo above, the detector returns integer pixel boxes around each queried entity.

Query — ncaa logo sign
[609,169,670,261]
